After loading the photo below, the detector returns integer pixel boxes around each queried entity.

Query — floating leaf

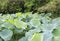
[29,18,40,27]
[6,19,14,25]
[52,28,60,36]
[53,36,60,41]
[30,33,44,41]
[0,29,13,41]
[16,12,22,17]
[19,37,27,41]
[14,19,27,29]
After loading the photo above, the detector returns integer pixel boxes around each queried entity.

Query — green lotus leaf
[0,29,13,41]
[30,33,44,41]
[14,19,27,29]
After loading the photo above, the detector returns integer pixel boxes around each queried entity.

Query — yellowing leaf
[14,19,27,29]
[30,33,44,41]
[16,12,22,17]
[6,20,14,25]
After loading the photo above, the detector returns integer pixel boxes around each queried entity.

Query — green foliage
[30,33,44,41]
[0,29,13,41]
[14,19,27,29]
[38,0,60,18]
[0,0,60,18]
[0,0,51,13]
[0,12,60,41]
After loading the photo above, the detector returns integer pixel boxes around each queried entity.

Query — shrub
[0,0,51,14]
